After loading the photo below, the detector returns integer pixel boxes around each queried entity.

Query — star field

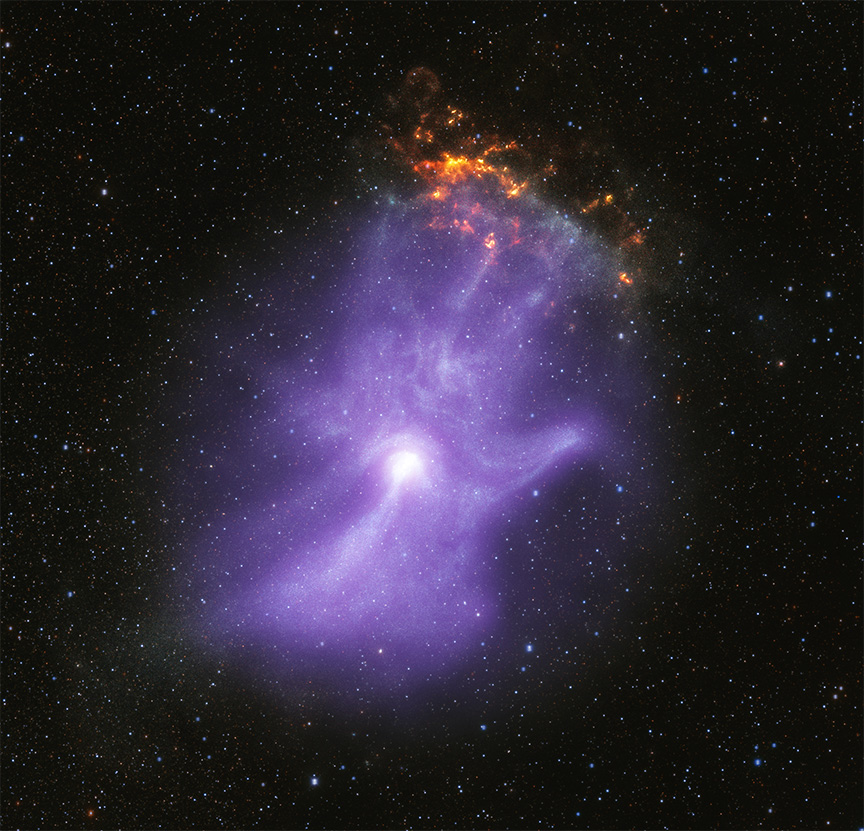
[2,3,861,829]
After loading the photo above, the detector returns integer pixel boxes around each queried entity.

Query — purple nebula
[173,182,640,698]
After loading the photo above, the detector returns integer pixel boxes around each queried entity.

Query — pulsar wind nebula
[173,70,655,703]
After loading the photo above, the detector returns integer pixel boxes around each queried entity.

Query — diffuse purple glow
[177,183,636,695]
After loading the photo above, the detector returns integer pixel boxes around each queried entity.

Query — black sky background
[2,3,861,829]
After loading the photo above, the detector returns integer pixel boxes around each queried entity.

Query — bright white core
[389,450,424,485]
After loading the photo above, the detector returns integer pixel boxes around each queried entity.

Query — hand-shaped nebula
[174,77,649,701]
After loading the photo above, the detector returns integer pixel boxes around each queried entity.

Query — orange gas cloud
[381,67,648,284]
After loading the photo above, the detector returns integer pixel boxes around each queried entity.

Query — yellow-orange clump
[414,142,528,201]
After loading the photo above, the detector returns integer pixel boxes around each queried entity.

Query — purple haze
[173,182,644,699]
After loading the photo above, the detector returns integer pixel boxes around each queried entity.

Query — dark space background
[2,3,861,829]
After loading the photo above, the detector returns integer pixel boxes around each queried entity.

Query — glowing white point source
[389,450,423,486]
